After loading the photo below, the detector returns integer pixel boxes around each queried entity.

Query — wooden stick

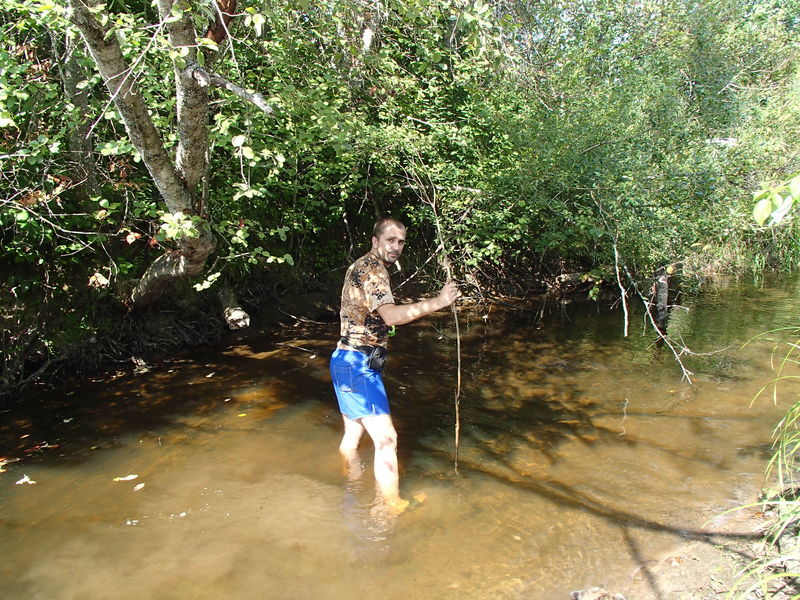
[406,165,464,474]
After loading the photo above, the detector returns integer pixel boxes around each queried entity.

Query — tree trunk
[653,269,670,343]
[68,0,215,305]
[158,0,208,194]
[57,29,97,202]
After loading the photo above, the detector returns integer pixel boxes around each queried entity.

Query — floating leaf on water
[206,372,215,378]
[238,413,247,417]
[16,474,36,485]
[113,474,138,481]
[133,483,145,492]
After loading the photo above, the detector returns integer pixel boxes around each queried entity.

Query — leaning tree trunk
[67,0,274,329]
[68,0,216,305]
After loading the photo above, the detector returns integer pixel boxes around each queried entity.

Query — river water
[2,274,799,599]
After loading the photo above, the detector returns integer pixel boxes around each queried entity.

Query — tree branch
[68,0,192,215]
[190,66,274,115]
[158,0,208,195]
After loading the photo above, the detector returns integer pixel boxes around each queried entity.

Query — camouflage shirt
[339,253,394,348]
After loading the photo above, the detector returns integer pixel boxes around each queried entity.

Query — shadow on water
[0,322,348,464]
[2,274,800,599]
[381,293,790,597]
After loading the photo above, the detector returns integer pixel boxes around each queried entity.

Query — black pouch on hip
[367,345,388,370]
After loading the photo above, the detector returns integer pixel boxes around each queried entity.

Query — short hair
[373,217,406,238]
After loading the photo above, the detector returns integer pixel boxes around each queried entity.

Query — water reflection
[2,275,800,599]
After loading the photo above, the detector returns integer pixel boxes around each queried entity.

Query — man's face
[371,223,406,266]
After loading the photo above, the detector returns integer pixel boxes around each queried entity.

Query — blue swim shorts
[330,349,390,419]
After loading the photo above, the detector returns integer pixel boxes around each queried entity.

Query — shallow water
[2,274,800,599]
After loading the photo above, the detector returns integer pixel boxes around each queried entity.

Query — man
[330,217,460,513]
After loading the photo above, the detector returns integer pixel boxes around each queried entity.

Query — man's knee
[339,434,362,453]
[374,432,397,452]
[363,416,398,451]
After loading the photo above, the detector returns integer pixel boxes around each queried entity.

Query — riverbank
[604,490,800,600]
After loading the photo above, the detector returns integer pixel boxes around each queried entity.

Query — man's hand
[438,280,461,307]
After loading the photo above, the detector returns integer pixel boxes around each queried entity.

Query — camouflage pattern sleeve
[363,259,394,312]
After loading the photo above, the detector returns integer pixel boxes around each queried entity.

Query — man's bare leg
[361,414,409,513]
[340,414,365,480]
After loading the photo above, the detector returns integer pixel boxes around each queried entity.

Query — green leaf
[252,13,265,37]
[771,195,795,225]
[754,197,775,226]
[231,135,247,148]
[193,272,221,291]
[789,176,800,199]
[198,37,219,51]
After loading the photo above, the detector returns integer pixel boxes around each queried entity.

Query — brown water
[2,274,800,599]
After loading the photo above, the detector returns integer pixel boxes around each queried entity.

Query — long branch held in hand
[406,165,463,474]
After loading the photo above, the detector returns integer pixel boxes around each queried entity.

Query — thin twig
[211,0,240,75]
[394,241,443,291]
[612,232,629,337]
[276,342,316,354]
[406,163,463,474]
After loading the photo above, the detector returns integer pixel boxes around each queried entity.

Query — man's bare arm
[377,281,460,326]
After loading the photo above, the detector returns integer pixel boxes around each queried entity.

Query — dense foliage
[1,0,799,395]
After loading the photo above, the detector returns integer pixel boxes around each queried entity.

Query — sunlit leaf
[252,13,265,37]
[754,197,774,226]
[771,195,795,225]
[789,176,800,198]
[88,272,109,288]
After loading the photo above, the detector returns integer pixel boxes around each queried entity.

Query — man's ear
[371,236,378,248]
